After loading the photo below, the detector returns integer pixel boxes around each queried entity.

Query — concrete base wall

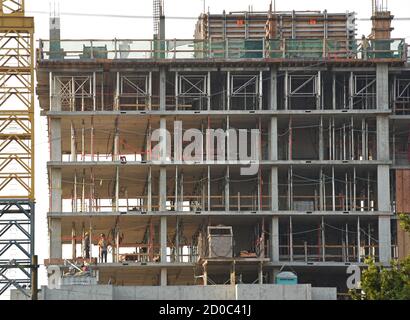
[311,287,338,300]
[12,284,336,300]
[235,284,312,300]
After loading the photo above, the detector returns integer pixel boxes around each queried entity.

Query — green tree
[350,214,410,300]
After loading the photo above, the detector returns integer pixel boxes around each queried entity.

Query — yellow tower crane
[0,0,36,299]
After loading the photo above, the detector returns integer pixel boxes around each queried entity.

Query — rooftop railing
[38,38,407,62]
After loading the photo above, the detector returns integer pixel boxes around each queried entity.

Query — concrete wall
[42,285,113,300]
[114,285,235,300]
[10,290,33,301]
[235,284,312,300]
[311,287,338,300]
[31,284,336,300]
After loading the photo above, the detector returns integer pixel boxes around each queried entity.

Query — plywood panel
[396,170,410,259]
[397,220,410,259]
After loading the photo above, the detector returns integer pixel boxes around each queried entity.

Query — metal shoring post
[91,117,95,162]
[81,120,85,161]
[259,70,263,110]
[148,167,152,212]
[343,123,346,160]
[101,72,104,110]
[365,121,369,160]
[367,172,371,211]
[289,216,293,262]
[176,217,179,262]
[71,76,75,111]
[346,223,349,262]
[81,171,85,212]
[319,116,324,161]
[207,71,211,111]
[322,216,326,262]
[148,71,152,110]
[323,168,326,211]
[290,166,293,211]
[317,71,321,110]
[345,172,348,211]
[227,71,231,111]
[349,72,354,110]
[258,169,261,212]
[74,172,77,212]
[332,73,336,110]
[368,223,372,258]
[357,217,361,263]
[332,118,336,161]
[93,72,96,111]
[329,118,332,160]
[287,168,291,210]
[393,132,396,164]
[175,71,178,111]
[351,117,354,160]
[353,167,357,211]
[288,117,292,160]
[175,166,178,212]
[72,222,76,259]
[332,166,335,211]
[362,118,366,160]
[116,228,120,263]
[115,72,120,111]
[284,71,289,110]
[208,165,211,212]
[115,166,120,212]
[320,168,324,211]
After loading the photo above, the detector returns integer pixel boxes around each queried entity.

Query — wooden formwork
[195,10,356,41]
[395,170,410,259]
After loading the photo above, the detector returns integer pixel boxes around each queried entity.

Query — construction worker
[361,35,370,59]
[98,233,108,263]
[82,232,91,259]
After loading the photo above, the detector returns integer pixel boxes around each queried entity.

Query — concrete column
[270,167,278,211]
[379,216,392,263]
[376,64,389,111]
[377,116,390,161]
[270,217,279,262]
[270,67,277,110]
[160,216,167,263]
[159,117,167,212]
[49,218,62,259]
[69,122,77,162]
[114,128,120,161]
[270,116,278,215]
[50,72,62,111]
[160,268,167,286]
[159,167,166,211]
[377,165,391,212]
[160,117,167,161]
[50,118,62,162]
[71,222,76,259]
[160,67,166,111]
[376,64,391,265]
[51,168,62,212]
[269,117,278,161]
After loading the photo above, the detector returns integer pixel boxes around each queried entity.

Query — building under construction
[31,0,410,299]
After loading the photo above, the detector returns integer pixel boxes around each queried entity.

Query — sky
[10,0,410,297]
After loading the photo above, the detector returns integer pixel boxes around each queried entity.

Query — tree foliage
[350,214,410,300]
